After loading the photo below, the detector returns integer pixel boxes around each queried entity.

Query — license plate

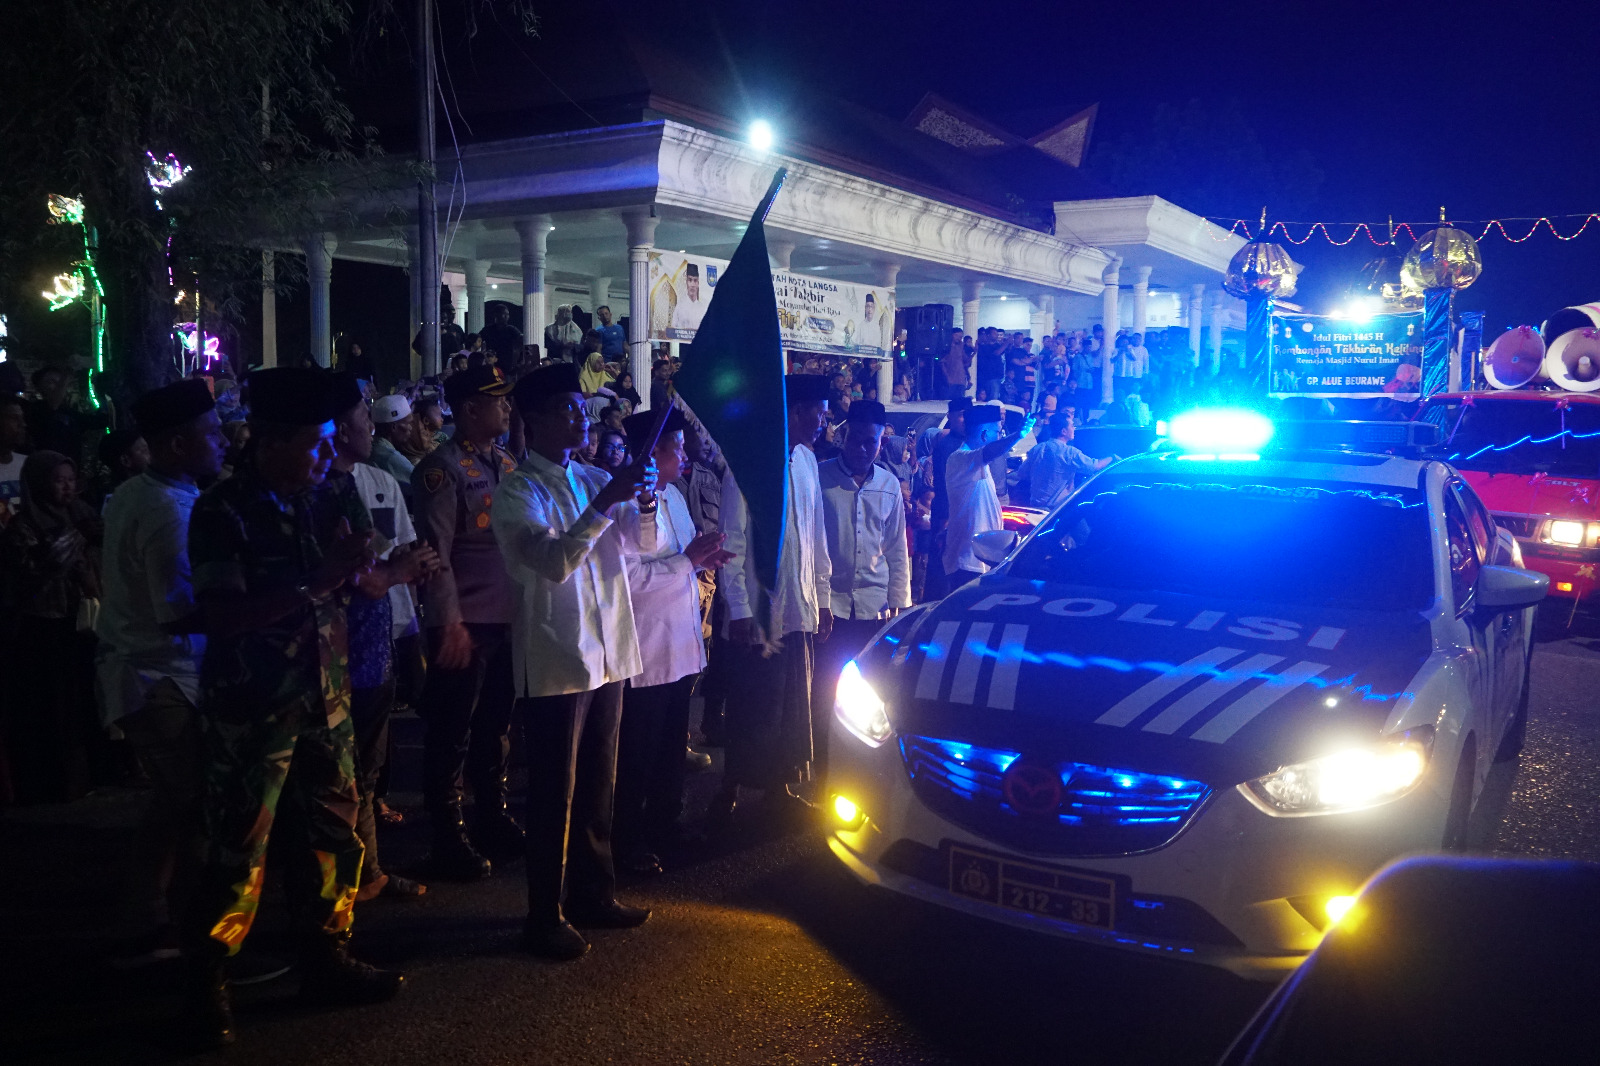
[947,844,1116,930]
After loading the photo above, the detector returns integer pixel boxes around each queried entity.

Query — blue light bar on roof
[1166,409,1275,455]
[1275,420,1441,451]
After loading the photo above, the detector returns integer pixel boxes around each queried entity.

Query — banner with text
[648,251,895,357]
[1269,312,1424,399]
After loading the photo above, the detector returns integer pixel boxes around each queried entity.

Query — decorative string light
[39,193,108,406]
[145,151,190,210]
[1200,214,1600,246]
[46,194,85,225]
[42,270,87,310]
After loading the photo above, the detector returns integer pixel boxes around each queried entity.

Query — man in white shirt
[814,400,909,772]
[493,362,655,961]
[670,263,704,334]
[942,404,1035,589]
[614,410,732,874]
[712,374,833,825]
[1016,411,1116,510]
[98,379,225,959]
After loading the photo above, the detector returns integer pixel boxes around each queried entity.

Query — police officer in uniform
[185,368,401,1047]
[411,365,524,879]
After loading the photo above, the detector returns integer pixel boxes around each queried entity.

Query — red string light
[1200,214,1600,245]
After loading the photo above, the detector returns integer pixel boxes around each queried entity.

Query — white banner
[647,250,895,358]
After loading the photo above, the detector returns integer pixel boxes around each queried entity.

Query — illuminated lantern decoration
[1402,225,1482,293]
[46,194,86,226]
[1222,240,1299,300]
[43,270,87,311]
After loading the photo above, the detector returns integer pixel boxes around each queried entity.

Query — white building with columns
[269,98,1247,411]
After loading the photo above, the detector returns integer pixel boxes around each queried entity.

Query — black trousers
[724,631,814,790]
[521,682,624,927]
[419,623,515,816]
[350,680,395,882]
[615,673,699,856]
[811,618,885,778]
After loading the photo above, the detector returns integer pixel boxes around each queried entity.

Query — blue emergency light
[1166,409,1275,457]
[1159,410,1441,459]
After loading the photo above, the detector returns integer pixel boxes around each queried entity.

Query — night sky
[625,0,1599,333]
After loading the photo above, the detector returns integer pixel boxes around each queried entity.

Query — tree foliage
[0,0,392,398]
[1090,98,1323,222]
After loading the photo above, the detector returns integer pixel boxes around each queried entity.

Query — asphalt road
[5,604,1600,1066]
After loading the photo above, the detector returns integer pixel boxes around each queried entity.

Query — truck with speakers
[1418,303,1600,612]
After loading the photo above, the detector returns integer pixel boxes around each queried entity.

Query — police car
[824,411,1547,979]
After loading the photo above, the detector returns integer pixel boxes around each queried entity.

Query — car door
[1444,490,1497,762]
[1454,478,1523,735]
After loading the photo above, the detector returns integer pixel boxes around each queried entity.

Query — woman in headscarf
[0,451,103,803]
[606,370,643,409]
[578,344,609,397]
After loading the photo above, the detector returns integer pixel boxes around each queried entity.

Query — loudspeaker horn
[1540,302,1600,345]
[1483,325,1547,390]
[1544,327,1600,393]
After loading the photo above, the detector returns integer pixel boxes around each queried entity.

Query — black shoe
[565,900,652,929]
[298,936,404,1006]
[520,920,590,961]
[184,959,235,1050]
[470,810,527,865]
[426,812,493,881]
[685,746,714,772]
[620,851,664,877]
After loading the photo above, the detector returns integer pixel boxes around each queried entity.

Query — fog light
[830,794,865,830]
[1324,895,1357,925]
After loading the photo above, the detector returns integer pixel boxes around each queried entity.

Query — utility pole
[416,0,440,376]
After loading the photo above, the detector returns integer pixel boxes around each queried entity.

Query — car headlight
[1241,727,1433,816]
[834,660,891,747]
[1540,519,1600,548]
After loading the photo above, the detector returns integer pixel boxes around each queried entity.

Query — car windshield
[1429,399,1600,477]
[1009,476,1435,612]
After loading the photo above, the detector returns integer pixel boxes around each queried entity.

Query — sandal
[380,874,428,899]
[375,801,406,826]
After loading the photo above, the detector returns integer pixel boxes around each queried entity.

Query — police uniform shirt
[410,437,518,628]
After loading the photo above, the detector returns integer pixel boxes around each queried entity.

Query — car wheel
[1494,664,1530,763]
[1441,737,1477,852]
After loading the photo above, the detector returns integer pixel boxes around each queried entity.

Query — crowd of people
[0,305,1143,1047]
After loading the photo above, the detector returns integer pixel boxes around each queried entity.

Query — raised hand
[684,530,734,570]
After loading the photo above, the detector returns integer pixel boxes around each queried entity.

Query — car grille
[1494,514,1540,538]
[900,735,1211,858]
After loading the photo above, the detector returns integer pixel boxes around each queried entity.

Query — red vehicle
[1420,390,1600,606]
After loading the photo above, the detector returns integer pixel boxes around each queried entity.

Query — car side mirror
[971,529,1019,566]
[1475,565,1549,611]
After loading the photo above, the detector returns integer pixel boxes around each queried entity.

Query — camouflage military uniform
[187,462,372,956]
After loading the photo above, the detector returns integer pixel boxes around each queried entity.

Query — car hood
[859,577,1434,786]
[1457,469,1600,519]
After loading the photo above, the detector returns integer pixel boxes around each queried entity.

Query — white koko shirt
[943,442,1003,576]
[492,449,641,697]
[617,482,707,688]
[721,444,831,638]
[817,455,910,620]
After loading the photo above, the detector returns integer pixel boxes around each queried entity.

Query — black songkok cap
[966,404,1003,426]
[784,374,831,406]
[132,378,215,438]
[622,408,688,458]
[947,396,972,415]
[250,367,340,425]
[444,364,514,407]
[845,399,887,425]
[329,372,364,417]
[512,361,583,411]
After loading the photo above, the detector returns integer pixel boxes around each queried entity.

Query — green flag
[673,169,788,596]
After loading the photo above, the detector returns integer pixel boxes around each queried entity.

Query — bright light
[749,120,774,153]
[1334,296,1381,323]
[1547,520,1585,546]
[1166,408,1274,455]
[1245,731,1431,815]
[1323,697,1339,708]
[42,271,85,311]
[835,660,891,747]
[1557,582,1575,593]
[831,795,862,827]
[1324,895,1357,925]
[46,194,85,226]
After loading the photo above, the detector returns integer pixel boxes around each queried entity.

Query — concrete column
[768,240,795,271]
[588,277,613,320]
[874,262,900,402]
[1029,292,1054,348]
[306,232,336,368]
[961,279,984,398]
[464,258,490,334]
[1100,256,1121,405]
[623,206,660,410]
[1188,283,1205,368]
[1209,290,1226,375]
[261,250,278,368]
[1130,264,1152,340]
[515,215,553,353]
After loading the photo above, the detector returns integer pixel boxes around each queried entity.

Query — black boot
[183,956,235,1049]
[425,804,493,881]
[298,932,404,1006]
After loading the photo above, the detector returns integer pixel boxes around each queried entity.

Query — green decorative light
[43,269,86,311]
[40,192,107,407]
[47,194,86,225]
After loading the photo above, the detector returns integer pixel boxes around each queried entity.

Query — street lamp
[749,120,774,154]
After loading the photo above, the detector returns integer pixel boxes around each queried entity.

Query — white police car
[824,411,1547,979]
